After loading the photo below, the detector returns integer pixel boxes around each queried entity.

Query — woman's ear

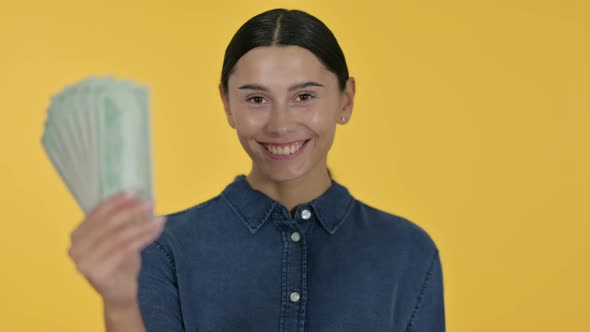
[339,77,356,124]
[219,83,235,128]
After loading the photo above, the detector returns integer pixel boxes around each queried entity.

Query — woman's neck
[245,165,332,214]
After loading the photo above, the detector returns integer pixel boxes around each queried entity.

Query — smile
[260,140,309,157]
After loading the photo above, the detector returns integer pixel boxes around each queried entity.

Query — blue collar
[220,175,355,235]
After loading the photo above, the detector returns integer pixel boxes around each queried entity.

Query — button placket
[278,208,307,332]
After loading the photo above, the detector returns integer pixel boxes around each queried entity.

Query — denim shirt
[138,175,445,332]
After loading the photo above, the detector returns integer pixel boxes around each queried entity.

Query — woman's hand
[68,190,167,309]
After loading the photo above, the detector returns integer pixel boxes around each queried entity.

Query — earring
[229,120,235,128]
[341,116,347,123]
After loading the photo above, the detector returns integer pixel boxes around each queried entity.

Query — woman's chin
[249,162,310,184]
[260,169,306,183]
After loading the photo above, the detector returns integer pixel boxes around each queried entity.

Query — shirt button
[291,232,301,242]
[290,291,300,302]
[301,209,311,220]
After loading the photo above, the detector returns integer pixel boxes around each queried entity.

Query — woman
[68,8,445,332]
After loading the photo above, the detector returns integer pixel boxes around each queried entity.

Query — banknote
[41,77,153,213]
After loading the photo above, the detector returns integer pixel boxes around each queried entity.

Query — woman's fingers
[88,190,137,223]
[71,190,137,244]
[66,191,166,305]
[69,198,154,260]
[80,199,154,255]
[88,213,162,266]
[81,216,166,286]
[100,217,166,278]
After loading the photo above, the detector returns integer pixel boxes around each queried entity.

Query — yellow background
[1,0,588,331]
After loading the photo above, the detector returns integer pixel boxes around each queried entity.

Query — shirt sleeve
[405,250,446,332]
[137,239,185,331]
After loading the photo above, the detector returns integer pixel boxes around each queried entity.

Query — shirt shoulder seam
[153,240,177,274]
[405,249,439,332]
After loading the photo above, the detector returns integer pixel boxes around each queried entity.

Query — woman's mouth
[259,139,310,159]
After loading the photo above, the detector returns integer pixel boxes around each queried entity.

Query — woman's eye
[247,96,265,104]
[296,93,314,102]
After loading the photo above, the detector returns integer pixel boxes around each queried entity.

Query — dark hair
[221,9,349,92]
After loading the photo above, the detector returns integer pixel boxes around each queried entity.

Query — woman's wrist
[103,300,146,332]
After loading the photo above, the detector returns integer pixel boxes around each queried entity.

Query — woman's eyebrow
[238,81,324,92]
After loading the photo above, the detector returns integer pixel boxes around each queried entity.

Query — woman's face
[220,45,355,183]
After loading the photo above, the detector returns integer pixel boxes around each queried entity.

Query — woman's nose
[265,102,295,137]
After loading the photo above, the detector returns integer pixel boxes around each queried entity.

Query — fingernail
[123,189,136,198]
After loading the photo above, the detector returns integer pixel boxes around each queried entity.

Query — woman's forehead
[228,46,335,88]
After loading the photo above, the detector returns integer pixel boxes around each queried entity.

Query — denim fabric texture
[138,175,445,332]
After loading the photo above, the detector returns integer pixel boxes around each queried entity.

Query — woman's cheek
[304,105,336,133]
[236,109,267,131]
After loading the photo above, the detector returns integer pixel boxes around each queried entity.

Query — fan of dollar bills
[41,77,154,214]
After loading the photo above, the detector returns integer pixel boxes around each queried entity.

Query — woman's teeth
[263,141,304,155]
